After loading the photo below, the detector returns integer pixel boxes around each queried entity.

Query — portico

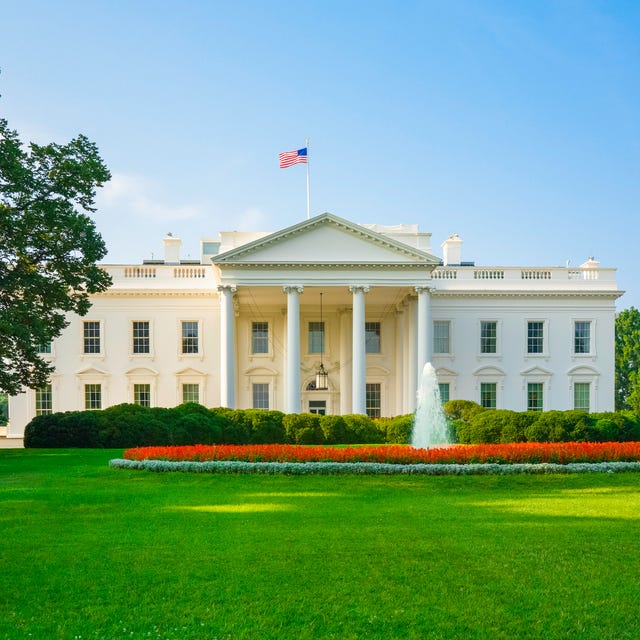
[212,213,440,416]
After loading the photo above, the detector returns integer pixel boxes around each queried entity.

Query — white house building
[7,212,622,437]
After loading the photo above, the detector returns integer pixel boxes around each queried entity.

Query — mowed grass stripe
[1,449,639,639]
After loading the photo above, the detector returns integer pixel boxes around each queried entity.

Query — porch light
[315,292,329,390]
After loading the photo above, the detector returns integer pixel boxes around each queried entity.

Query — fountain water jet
[412,362,451,449]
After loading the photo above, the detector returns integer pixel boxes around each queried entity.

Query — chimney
[441,234,462,266]
[163,232,182,264]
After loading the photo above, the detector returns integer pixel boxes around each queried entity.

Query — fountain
[412,362,451,449]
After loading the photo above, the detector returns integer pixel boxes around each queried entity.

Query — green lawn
[1,450,640,640]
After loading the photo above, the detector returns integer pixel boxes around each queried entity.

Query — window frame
[180,320,200,356]
[573,320,593,355]
[35,384,53,416]
[526,320,547,356]
[84,383,102,410]
[82,320,103,356]
[182,383,200,404]
[573,382,590,412]
[133,383,151,407]
[252,382,270,410]
[365,321,381,354]
[527,382,544,411]
[480,382,497,409]
[480,320,498,355]
[251,321,270,355]
[308,321,325,354]
[433,320,451,355]
[365,382,382,419]
[132,320,151,355]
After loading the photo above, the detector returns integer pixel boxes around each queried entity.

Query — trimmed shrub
[341,414,385,444]
[247,410,286,444]
[319,415,347,444]
[467,410,514,444]
[501,411,539,443]
[25,411,100,448]
[283,413,324,444]
[443,400,484,423]
[382,414,414,444]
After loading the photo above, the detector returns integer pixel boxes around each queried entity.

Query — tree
[615,307,640,411]
[0,118,112,395]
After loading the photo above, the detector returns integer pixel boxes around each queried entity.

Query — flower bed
[122,441,640,465]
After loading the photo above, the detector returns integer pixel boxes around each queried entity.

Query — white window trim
[130,319,154,359]
[365,318,383,356]
[521,373,551,412]
[571,318,597,359]
[81,319,105,359]
[524,318,548,359]
[178,319,204,360]
[432,319,453,357]
[435,367,458,400]
[175,372,208,406]
[477,319,501,359]
[303,312,331,359]
[567,366,600,412]
[248,316,275,360]
[76,369,109,410]
[365,377,387,418]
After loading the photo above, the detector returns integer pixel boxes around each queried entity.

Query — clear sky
[2,1,638,309]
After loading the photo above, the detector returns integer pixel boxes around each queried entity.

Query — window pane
[35,385,52,415]
[181,321,199,354]
[438,383,450,404]
[365,383,381,419]
[252,322,269,354]
[365,322,381,353]
[527,383,543,411]
[38,341,52,354]
[252,383,269,409]
[134,383,151,407]
[308,322,325,353]
[527,322,544,354]
[182,383,200,404]
[84,384,102,410]
[574,382,590,411]
[83,321,101,354]
[132,321,150,354]
[309,400,326,415]
[480,321,497,354]
[574,322,591,354]
[480,382,497,409]
[433,321,450,354]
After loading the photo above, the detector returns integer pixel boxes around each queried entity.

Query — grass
[1,450,640,639]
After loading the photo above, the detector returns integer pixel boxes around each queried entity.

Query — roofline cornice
[430,289,624,299]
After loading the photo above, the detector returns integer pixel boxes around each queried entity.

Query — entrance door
[308,400,326,415]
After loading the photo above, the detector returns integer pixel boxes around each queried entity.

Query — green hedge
[445,400,640,444]
[24,400,640,448]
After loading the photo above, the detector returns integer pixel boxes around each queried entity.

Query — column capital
[414,285,434,294]
[283,285,304,295]
[217,284,237,293]
[348,285,370,294]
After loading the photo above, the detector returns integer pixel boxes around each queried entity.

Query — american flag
[279,147,308,168]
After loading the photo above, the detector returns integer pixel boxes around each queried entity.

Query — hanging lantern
[315,292,329,390]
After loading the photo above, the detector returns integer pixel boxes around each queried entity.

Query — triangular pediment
[125,366,159,377]
[76,366,108,377]
[520,366,553,377]
[473,366,506,377]
[213,213,440,266]
[175,367,206,377]
[567,365,599,376]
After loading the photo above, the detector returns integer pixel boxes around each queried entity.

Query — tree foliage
[615,307,640,411]
[0,118,111,394]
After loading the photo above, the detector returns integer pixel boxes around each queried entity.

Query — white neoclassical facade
[7,213,622,437]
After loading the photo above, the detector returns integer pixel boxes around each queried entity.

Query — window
[527,383,543,411]
[252,322,269,354]
[433,321,450,354]
[365,322,381,353]
[365,383,381,418]
[132,321,150,354]
[182,383,200,404]
[35,385,52,415]
[438,382,450,404]
[574,382,590,411]
[574,321,591,354]
[309,400,326,415]
[308,322,325,353]
[83,321,101,354]
[480,321,497,354]
[480,382,497,409]
[134,383,151,407]
[527,321,544,354]
[84,384,102,410]
[38,341,52,354]
[252,383,269,409]
[181,321,199,354]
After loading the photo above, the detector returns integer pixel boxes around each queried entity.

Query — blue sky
[2,0,638,308]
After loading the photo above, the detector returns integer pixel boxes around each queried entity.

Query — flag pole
[306,137,310,219]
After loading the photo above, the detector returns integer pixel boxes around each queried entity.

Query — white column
[218,285,237,408]
[349,285,369,415]
[415,286,433,374]
[283,285,303,414]
[339,308,352,414]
